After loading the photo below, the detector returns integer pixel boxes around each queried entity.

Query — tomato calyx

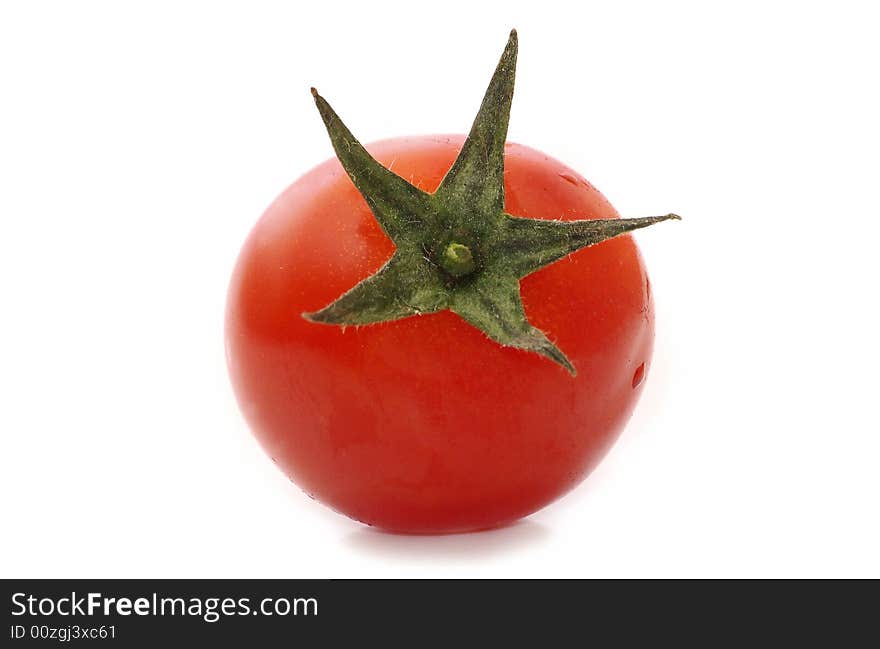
[302,30,680,375]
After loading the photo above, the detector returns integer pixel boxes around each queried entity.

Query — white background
[2,1,878,578]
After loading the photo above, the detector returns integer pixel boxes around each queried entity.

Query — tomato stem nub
[441,243,476,277]
[302,30,679,375]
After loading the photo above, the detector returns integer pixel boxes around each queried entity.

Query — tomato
[225,135,655,533]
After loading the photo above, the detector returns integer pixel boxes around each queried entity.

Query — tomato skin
[226,135,653,533]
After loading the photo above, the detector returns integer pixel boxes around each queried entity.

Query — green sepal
[303,250,450,325]
[310,88,435,241]
[434,29,517,218]
[499,213,682,278]
[451,277,576,375]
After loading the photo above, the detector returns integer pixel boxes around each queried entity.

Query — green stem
[441,242,477,277]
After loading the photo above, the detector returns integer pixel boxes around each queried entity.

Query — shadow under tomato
[343,519,550,560]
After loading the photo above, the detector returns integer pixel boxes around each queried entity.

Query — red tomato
[225,135,653,533]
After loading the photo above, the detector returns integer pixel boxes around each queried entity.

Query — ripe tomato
[225,135,654,533]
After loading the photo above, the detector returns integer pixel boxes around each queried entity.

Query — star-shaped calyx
[303,30,679,375]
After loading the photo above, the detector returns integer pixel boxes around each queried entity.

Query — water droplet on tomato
[632,362,646,388]
[559,172,580,186]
